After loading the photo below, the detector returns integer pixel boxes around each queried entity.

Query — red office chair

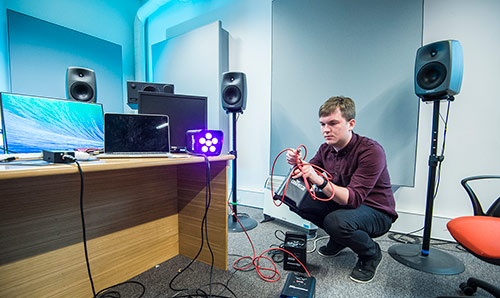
[446,175,500,297]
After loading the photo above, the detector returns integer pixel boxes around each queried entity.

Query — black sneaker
[349,242,382,283]
[318,239,346,257]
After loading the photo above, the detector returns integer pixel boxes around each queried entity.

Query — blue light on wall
[7,10,123,113]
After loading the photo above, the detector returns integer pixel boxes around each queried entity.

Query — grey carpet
[113,206,499,298]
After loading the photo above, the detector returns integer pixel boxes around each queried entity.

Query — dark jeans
[295,196,393,258]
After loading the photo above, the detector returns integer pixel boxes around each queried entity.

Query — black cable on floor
[167,155,234,298]
[72,158,145,298]
[387,229,423,245]
[387,228,467,254]
[75,160,97,297]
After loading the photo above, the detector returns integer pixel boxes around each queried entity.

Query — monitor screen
[138,91,207,152]
[0,93,104,154]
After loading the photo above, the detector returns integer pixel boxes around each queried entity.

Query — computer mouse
[74,151,92,161]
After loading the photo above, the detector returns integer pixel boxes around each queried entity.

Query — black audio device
[280,272,316,298]
[42,150,75,163]
[283,231,307,273]
[273,168,311,213]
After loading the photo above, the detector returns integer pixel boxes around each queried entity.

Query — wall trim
[235,188,264,209]
[390,210,454,242]
[235,188,455,242]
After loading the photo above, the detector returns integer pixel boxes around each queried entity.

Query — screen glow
[1,93,104,154]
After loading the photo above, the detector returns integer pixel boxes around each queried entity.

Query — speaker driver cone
[143,85,159,92]
[223,86,241,105]
[70,82,94,101]
[417,62,447,90]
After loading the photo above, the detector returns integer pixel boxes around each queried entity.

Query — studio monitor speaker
[127,81,174,104]
[66,67,97,102]
[221,72,247,113]
[414,40,463,101]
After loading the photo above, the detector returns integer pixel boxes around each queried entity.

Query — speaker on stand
[221,71,258,233]
[388,40,465,275]
[66,67,97,102]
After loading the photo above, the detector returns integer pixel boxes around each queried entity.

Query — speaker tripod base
[228,213,258,233]
[388,243,464,275]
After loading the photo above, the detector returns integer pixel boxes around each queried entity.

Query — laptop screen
[0,92,104,154]
[104,113,170,153]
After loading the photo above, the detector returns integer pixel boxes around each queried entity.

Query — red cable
[270,145,335,207]
[227,202,311,282]
[226,145,332,282]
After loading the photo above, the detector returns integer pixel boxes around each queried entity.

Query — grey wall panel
[152,20,229,153]
[7,10,123,113]
[271,0,422,186]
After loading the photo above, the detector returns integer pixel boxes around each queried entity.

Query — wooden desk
[0,155,232,297]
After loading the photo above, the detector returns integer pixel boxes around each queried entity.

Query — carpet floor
[110,206,499,298]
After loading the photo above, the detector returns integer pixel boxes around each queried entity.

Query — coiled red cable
[227,202,311,281]
[227,145,334,282]
[270,145,335,207]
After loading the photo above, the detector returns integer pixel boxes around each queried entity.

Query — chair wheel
[460,281,477,296]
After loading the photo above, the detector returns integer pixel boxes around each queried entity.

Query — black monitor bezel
[137,91,208,152]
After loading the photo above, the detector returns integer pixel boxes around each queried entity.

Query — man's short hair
[319,96,356,121]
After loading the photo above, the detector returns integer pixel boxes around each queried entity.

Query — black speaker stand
[227,112,258,233]
[389,98,464,275]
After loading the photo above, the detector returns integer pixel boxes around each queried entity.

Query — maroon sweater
[309,133,398,221]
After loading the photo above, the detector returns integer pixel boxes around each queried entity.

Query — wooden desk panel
[177,162,229,270]
[0,156,231,298]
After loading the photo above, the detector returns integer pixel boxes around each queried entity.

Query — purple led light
[187,129,223,156]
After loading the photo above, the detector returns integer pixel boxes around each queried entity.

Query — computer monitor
[138,91,207,152]
[0,92,104,154]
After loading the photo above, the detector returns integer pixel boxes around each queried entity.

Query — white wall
[392,0,500,240]
[147,0,500,241]
[147,0,272,198]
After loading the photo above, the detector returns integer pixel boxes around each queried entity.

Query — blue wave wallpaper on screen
[1,93,104,153]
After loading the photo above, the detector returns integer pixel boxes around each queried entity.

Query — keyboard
[1,153,43,161]
[95,152,174,159]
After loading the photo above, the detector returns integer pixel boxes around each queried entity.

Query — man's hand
[291,164,324,186]
[286,149,303,166]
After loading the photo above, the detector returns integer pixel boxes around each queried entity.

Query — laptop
[96,113,173,158]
